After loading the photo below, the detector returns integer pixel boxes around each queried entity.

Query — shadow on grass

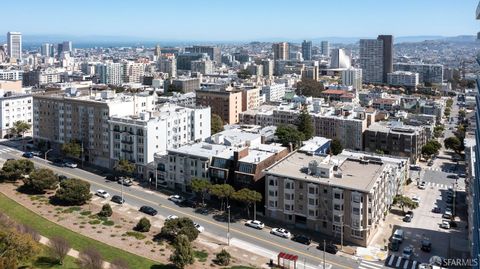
[16,185,46,195]
[151,264,176,269]
[33,256,60,268]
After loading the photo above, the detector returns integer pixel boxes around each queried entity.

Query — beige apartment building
[33,89,155,168]
[264,150,408,247]
[196,88,243,124]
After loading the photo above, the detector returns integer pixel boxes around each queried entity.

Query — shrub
[214,249,231,266]
[52,179,92,206]
[111,258,130,269]
[158,217,198,242]
[98,204,112,218]
[102,220,115,226]
[49,236,71,265]
[134,217,151,233]
[124,231,146,240]
[77,247,103,269]
[194,250,208,262]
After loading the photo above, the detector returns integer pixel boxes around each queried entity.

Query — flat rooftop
[265,151,385,192]
[167,142,234,159]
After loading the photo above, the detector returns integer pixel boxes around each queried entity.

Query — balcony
[121,139,134,144]
[121,149,134,154]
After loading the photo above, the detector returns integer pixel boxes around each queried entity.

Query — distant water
[22,40,232,50]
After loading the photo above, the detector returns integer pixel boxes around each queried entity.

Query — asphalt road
[0,145,365,269]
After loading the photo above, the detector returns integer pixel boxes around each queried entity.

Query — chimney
[234,147,249,161]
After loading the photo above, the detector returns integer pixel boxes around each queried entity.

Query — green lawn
[0,192,160,269]
[30,245,80,269]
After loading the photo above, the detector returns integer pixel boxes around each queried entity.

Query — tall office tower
[301,40,312,61]
[320,41,329,57]
[154,45,161,57]
[7,32,22,62]
[359,39,384,84]
[41,43,52,57]
[377,35,393,83]
[159,57,177,78]
[272,42,289,60]
[261,59,274,77]
[184,46,221,65]
[57,41,72,56]
[341,68,363,90]
[330,48,351,69]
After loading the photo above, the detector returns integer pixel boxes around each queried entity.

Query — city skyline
[0,0,477,42]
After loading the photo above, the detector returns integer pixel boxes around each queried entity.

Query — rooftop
[167,142,234,159]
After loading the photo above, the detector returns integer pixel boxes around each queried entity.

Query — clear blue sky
[1,0,478,41]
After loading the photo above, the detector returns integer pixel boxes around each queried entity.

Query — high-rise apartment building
[122,61,145,83]
[41,43,55,57]
[360,35,393,84]
[341,68,363,90]
[272,42,289,61]
[196,87,243,124]
[158,56,177,78]
[261,59,274,77]
[393,63,443,84]
[96,63,124,85]
[154,45,161,57]
[330,48,351,69]
[191,59,214,75]
[320,41,329,57]
[7,32,22,62]
[301,40,312,61]
[185,46,221,65]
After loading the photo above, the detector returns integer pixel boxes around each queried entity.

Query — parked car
[421,239,432,252]
[194,222,204,233]
[432,207,441,213]
[392,229,404,243]
[446,197,453,205]
[443,209,453,219]
[441,220,451,229]
[64,161,77,168]
[270,228,291,238]
[418,181,426,189]
[317,243,338,254]
[118,178,133,186]
[427,161,434,166]
[447,174,459,179]
[139,206,158,216]
[389,239,400,251]
[245,220,265,229]
[95,189,110,198]
[31,151,42,157]
[105,174,117,181]
[52,159,65,166]
[168,195,185,203]
[111,195,125,204]
[411,196,420,205]
[22,152,33,158]
[403,214,412,223]
[166,215,178,221]
[291,235,311,245]
[402,246,414,260]
[179,199,199,208]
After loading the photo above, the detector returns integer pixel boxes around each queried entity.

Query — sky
[1,0,478,41]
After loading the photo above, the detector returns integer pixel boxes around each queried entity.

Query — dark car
[421,240,432,252]
[179,199,199,208]
[139,206,157,216]
[105,174,117,181]
[389,239,400,251]
[111,195,125,204]
[317,243,338,254]
[403,214,412,222]
[22,152,34,158]
[433,207,441,213]
[52,159,64,166]
[291,235,311,245]
[447,174,459,179]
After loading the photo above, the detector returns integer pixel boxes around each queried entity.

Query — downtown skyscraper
[359,35,393,84]
[7,32,22,62]
[301,40,312,61]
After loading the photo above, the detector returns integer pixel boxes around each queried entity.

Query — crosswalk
[422,181,449,190]
[359,259,386,269]
[0,147,20,155]
[384,254,420,269]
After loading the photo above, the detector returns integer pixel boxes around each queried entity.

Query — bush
[98,204,112,218]
[0,159,34,182]
[52,179,92,206]
[158,217,198,242]
[22,168,59,194]
[194,250,208,262]
[111,258,130,269]
[49,236,71,265]
[214,249,231,266]
[78,247,103,269]
[134,217,151,233]
[124,231,146,240]
[102,220,115,226]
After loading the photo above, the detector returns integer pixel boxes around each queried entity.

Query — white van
[392,229,404,243]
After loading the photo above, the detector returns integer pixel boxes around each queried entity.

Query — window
[333,215,342,223]
[334,193,342,199]
[269,190,277,197]
[299,182,303,189]
[285,204,291,211]
[351,230,363,238]
[334,204,343,211]
[268,200,277,207]
[352,207,360,215]
[308,198,317,206]
[285,193,294,200]
[269,179,277,186]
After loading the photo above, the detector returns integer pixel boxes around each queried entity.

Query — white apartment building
[387,71,419,88]
[0,70,23,81]
[158,57,177,78]
[7,32,22,62]
[261,83,286,102]
[96,63,124,85]
[341,68,363,91]
[123,61,145,83]
[0,91,32,138]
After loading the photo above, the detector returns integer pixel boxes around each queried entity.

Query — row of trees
[421,140,442,160]
[190,178,262,218]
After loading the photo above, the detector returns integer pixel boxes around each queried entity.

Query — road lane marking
[27,157,353,269]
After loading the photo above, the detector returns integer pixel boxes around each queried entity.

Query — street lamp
[44,149,53,160]
[227,205,231,246]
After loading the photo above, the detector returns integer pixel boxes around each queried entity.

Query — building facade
[387,71,419,88]
[196,88,243,124]
[393,63,444,84]
[0,91,32,138]
[7,32,22,62]
[341,68,363,90]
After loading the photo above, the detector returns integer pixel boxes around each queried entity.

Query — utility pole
[120,177,124,207]
[340,219,344,251]
[44,149,53,160]
[81,141,84,168]
[323,240,326,269]
[155,166,158,191]
[227,205,231,246]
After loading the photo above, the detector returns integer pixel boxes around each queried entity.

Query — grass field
[0,192,162,269]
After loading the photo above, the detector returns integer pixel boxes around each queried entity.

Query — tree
[190,178,211,206]
[458,109,466,119]
[0,228,40,269]
[330,139,343,155]
[237,69,252,79]
[115,159,135,176]
[78,247,103,269]
[169,234,194,269]
[211,113,224,135]
[111,259,130,269]
[295,79,324,97]
[444,107,451,118]
[159,217,199,242]
[53,178,92,205]
[11,120,31,138]
[62,141,82,159]
[214,249,231,266]
[275,124,305,149]
[446,98,453,108]
[421,143,438,160]
[49,236,71,265]
[134,217,151,233]
[433,125,444,138]
[209,184,235,211]
[23,168,59,193]
[232,188,262,219]
[392,195,418,213]
[444,136,462,154]
[296,106,314,140]
[98,203,113,218]
[0,159,34,182]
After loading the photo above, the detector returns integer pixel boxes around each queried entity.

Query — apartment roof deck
[265,151,386,192]
[167,142,234,159]
[367,121,424,135]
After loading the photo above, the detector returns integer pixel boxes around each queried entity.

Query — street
[0,144,363,269]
